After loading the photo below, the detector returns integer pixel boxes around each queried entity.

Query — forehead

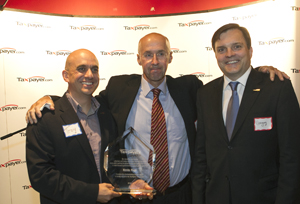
[71,54,98,68]
[139,36,169,53]
[216,29,246,46]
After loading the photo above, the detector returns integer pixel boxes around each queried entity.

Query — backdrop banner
[0,0,299,203]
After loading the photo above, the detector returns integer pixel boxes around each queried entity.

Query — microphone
[0,127,26,140]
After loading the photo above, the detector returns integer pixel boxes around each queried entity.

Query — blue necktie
[226,82,239,140]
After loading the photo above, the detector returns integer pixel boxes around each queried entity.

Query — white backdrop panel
[0,0,299,203]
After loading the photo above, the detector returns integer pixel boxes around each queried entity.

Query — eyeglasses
[142,51,169,59]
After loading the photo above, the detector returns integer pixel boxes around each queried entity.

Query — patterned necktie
[226,82,239,140]
[149,88,170,193]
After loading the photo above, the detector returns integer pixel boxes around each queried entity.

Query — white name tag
[62,122,82,137]
[254,117,272,131]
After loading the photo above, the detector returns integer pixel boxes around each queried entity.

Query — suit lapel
[59,95,98,169]
[231,69,263,140]
[116,76,141,135]
[214,77,230,143]
[166,76,185,114]
[97,106,109,178]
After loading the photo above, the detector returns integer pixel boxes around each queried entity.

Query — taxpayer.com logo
[179,72,213,78]
[0,159,26,168]
[17,76,53,83]
[16,21,51,29]
[100,50,134,56]
[46,50,71,56]
[171,48,187,54]
[124,24,157,31]
[291,68,300,73]
[178,20,212,27]
[258,37,294,45]
[23,185,32,190]
[70,25,104,31]
[0,47,25,54]
[0,104,26,112]
[232,14,257,21]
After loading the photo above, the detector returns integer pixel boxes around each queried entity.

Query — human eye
[157,52,166,58]
[91,67,99,73]
[217,47,225,53]
[233,44,242,51]
[143,53,153,58]
[77,66,86,72]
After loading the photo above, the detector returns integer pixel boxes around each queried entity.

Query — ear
[137,54,142,65]
[62,70,69,82]
[168,52,173,64]
[249,47,253,58]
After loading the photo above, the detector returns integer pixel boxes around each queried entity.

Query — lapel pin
[253,89,260,92]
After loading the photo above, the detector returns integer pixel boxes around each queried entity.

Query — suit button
[228,146,233,149]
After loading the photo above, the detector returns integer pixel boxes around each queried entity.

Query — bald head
[65,49,98,71]
[138,33,171,55]
[62,49,99,100]
[137,32,173,87]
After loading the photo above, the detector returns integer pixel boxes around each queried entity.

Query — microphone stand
[0,127,26,140]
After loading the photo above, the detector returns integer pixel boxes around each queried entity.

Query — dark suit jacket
[192,68,300,204]
[97,74,203,164]
[26,94,118,204]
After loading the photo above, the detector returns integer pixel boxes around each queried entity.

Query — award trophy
[104,127,156,194]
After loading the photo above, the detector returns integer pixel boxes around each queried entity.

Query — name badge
[62,122,82,137]
[254,117,272,131]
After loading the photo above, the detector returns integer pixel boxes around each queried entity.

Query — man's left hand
[259,66,290,81]
[129,179,154,200]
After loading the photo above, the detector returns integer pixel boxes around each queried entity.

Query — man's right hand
[97,183,121,203]
[26,96,55,124]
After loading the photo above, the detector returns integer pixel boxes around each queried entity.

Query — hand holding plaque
[104,127,156,195]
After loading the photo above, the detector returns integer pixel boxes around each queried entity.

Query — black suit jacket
[26,94,118,204]
[97,74,203,164]
[192,68,300,204]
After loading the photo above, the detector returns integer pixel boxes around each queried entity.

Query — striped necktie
[149,88,170,193]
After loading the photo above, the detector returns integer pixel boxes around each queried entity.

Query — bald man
[26,33,287,204]
[26,49,121,204]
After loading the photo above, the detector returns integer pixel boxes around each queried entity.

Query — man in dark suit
[191,23,300,204]
[26,33,203,204]
[96,33,202,204]
[26,33,288,204]
[26,49,121,204]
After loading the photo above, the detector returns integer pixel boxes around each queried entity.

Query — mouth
[226,60,239,65]
[82,82,93,85]
[150,66,161,71]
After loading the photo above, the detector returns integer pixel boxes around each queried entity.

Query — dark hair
[211,23,251,52]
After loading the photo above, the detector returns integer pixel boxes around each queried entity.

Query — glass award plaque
[104,127,156,194]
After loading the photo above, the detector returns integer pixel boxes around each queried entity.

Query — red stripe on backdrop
[4,0,262,16]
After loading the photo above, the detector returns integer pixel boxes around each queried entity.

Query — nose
[85,68,93,78]
[151,54,159,65]
[226,48,234,57]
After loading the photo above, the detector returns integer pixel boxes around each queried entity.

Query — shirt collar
[140,76,167,98]
[66,92,100,116]
[223,66,251,90]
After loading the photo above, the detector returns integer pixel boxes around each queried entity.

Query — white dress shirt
[222,67,251,124]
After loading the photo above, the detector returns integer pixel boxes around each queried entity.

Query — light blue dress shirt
[126,76,190,187]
